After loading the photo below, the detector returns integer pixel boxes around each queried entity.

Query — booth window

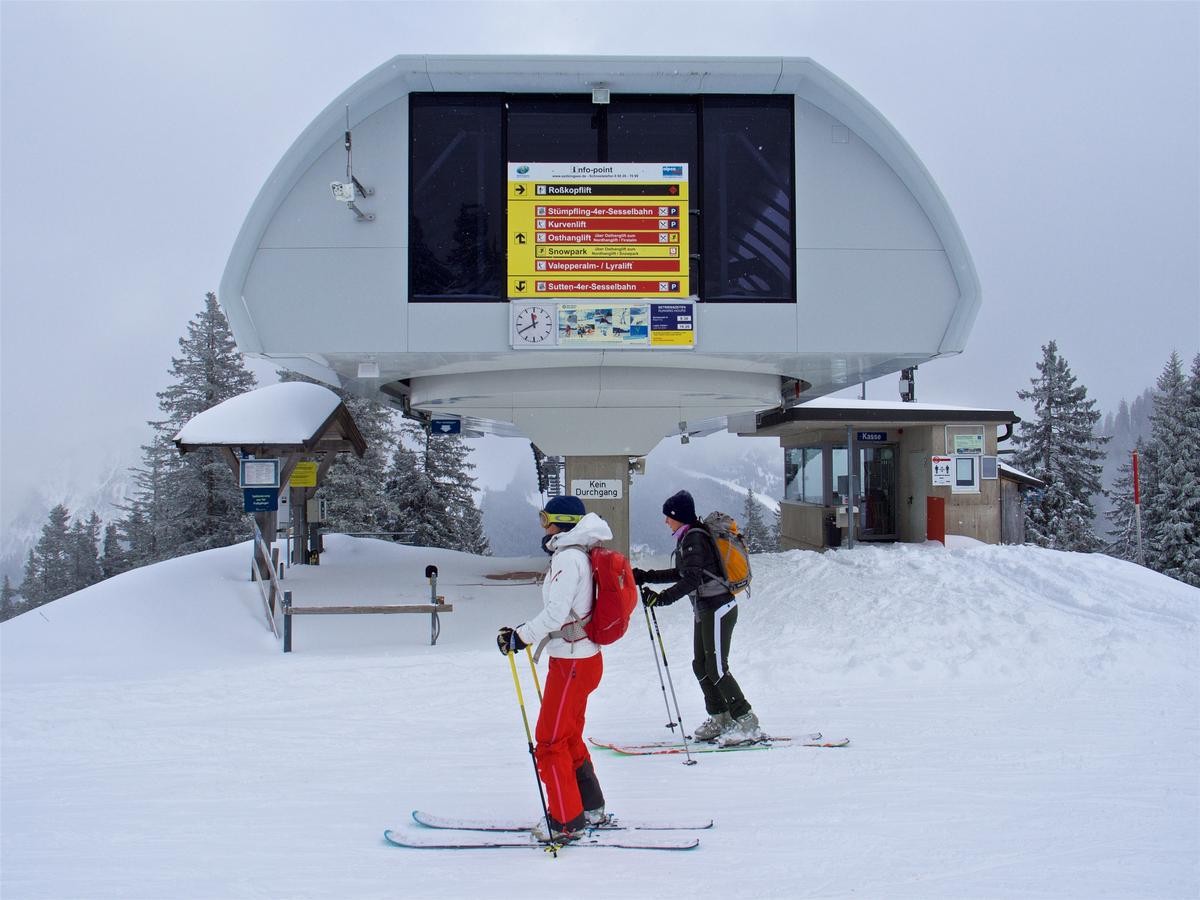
[785,447,824,505]
[981,456,999,480]
[409,93,795,302]
[953,456,980,493]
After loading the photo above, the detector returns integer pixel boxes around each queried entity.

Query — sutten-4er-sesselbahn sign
[507,163,689,300]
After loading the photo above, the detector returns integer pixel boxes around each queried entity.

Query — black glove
[632,567,648,586]
[496,626,528,655]
[640,586,661,608]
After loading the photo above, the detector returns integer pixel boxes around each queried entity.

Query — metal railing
[250,519,283,639]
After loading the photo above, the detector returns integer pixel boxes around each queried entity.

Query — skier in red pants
[497,496,611,842]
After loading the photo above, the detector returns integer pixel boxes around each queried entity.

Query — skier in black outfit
[633,490,763,745]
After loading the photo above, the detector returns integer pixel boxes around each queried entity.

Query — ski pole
[506,651,559,855]
[643,604,678,730]
[525,645,543,702]
[648,605,696,766]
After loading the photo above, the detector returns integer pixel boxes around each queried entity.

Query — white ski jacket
[516,512,613,659]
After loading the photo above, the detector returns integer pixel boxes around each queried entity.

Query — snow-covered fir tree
[1141,352,1200,586]
[421,428,490,555]
[0,575,18,621]
[100,522,131,578]
[119,432,175,566]
[1012,340,1108,551]
[20,504,76,606]
[384,433,447,548]
[384,420,489,553]
[68,513,103,591]
[155,293,258,557]
[740,490,770,552]
[116,293,256,564]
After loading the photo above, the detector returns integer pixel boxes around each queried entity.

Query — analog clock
[513,305,554,344]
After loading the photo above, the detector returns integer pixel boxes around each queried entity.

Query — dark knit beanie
[543,495,586,530]
[662,490,697,524]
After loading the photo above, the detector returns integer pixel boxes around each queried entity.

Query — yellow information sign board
[507,163,689,300]
[288,461,318,488]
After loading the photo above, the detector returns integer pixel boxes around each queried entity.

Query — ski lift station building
[220,55,981,552]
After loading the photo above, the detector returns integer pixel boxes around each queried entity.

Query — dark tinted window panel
[607,99,697,167]
[701,97,795,301]
[507,97,599,162]
[410,95,503,301]
[608,99,700,293]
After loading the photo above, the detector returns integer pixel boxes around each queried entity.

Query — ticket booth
[739,399,1022,548]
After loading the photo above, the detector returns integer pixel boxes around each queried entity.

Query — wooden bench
[281,595,452,651]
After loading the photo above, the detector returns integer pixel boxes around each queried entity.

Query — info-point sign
[507,163,689,300]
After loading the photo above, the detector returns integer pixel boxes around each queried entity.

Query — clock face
[513,305,554,344]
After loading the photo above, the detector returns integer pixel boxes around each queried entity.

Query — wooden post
[283,591,292,653]
[427,564,439,646]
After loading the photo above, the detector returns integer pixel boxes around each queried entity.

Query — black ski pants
[691,598,751,719]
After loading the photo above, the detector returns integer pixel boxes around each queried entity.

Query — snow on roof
[174,382,342,446]
[798,397,1005,414]
[998,461,1044,486]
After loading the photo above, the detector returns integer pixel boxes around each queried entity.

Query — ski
[593,733,815,751]
[384,828,698,851]
[589,735,849,756]
[412,809,712,832]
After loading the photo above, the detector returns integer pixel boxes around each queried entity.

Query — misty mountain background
[482,434,782,557]
[1,432,781,582]
[2,388,1154,584]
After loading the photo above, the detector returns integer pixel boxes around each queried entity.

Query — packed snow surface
[2,536,1197,899]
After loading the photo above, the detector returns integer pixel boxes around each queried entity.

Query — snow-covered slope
[2,536,1196,899]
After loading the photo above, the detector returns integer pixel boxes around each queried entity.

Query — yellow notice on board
[650,329,695,348]
[289,461,318,488]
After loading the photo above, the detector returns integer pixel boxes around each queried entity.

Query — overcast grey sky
[2,0,1197,519]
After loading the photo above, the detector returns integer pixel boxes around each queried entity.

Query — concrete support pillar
[564,456,631,556]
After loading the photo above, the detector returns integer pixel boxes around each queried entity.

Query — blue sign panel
[856,431,887,443]
[243,488,279,513]
[650,304,692,328]
[430,419,462,435]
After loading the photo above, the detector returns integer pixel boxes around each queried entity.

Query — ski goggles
[539,510,582,528]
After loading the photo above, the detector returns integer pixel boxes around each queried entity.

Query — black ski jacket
[641,524,732,613]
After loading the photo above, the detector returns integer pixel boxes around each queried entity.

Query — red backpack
[581,546,639,645]
[537,546,639,658]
